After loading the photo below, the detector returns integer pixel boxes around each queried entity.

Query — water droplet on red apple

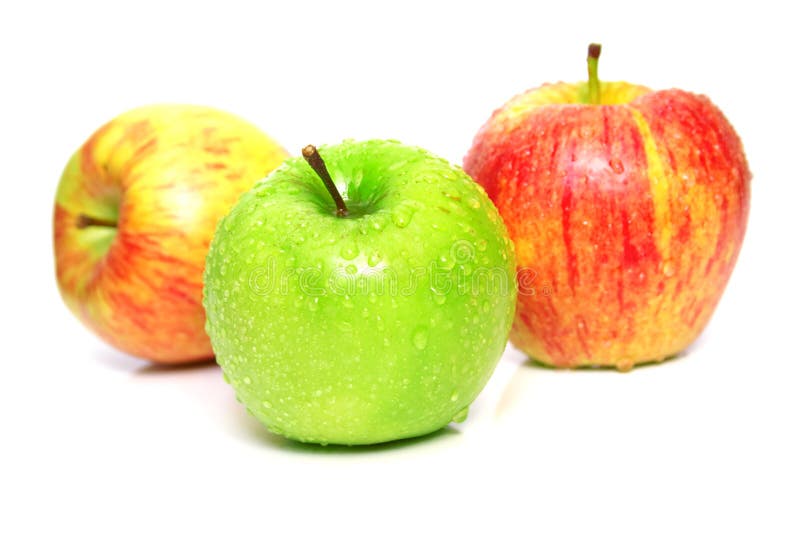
[610,159,625,174]
[661,261,676,277]
[616,358,634,372]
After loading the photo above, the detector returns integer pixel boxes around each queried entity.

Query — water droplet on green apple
[345,264,358,275]
[431,290,447,305]
[450,391,459,402]
[476,239,487,251]
[412,326,429,350]
[243,376,252,385]
[340,242,359,260]
[438,254,455,271]
[307,298,319,311]
[262,400,272,409]
[451,406,469,423]
[367,252,381,267]
[391,210,411,228]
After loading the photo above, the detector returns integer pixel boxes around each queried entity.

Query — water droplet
[371,217,386,231]
[451,406,469,423]
[662,261,676,277]
[367,252,381,267]
[467,197,481,209]
[243,376,252,385]
[610,159,625,174]
[476,239,487,251]
[432,290,447,305]
[341,242,359,261]
[412,326,429,350]
[438,254,455,271]
[450,391,459,402]
[345,264,358,275]
[262,400,272,409]
[391,210,411,228]
[308,298,319,311]
[616,358,634,372]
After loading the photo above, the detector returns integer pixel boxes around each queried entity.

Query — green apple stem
[302,145,349,217]
[76,214,117,229]
[587,43,602,105]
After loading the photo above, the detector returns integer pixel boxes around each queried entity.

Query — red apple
[464,44,751,371]
[54,105,287,363]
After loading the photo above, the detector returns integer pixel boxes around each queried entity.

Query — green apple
[204,139,516,445]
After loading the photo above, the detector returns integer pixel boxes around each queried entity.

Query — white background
[2,1,798,532]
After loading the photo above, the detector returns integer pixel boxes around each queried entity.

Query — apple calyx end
[302,144,349,218]
[76,213,117,229]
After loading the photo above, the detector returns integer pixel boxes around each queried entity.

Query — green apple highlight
[204,139,516,445]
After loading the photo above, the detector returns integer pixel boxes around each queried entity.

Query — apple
[54,104,288,363]
[203,140,517,445]
[464,44,751,371]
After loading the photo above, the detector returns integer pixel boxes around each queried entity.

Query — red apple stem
[76,214,117,229]
[587,43,602,105]
[302,145,349,217]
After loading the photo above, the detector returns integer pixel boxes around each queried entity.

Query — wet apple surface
[204,139,517,445]
[465,45,751,370]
